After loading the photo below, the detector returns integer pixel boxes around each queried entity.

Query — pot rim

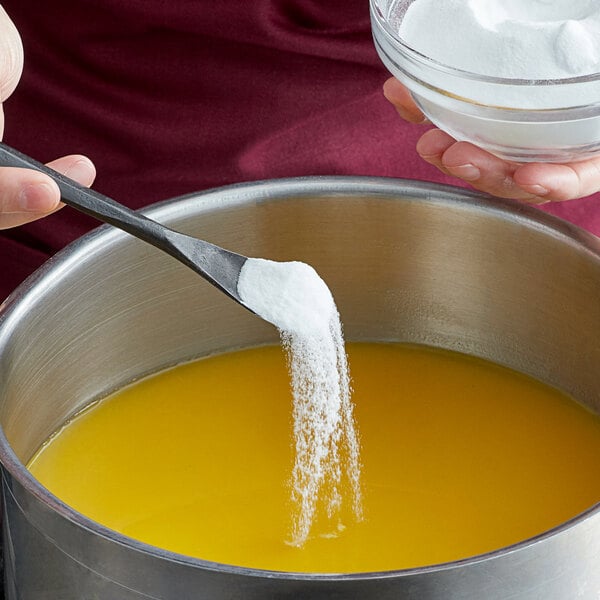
[1,175,599,580]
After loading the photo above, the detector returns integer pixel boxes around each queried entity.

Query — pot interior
[1,179,599,465]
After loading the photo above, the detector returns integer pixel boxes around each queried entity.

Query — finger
[0,155,96,229]
[0,6,24,101]
[438,142,547,203]
[44,154,97,213]
[514,158,600,202]
[382,77,427,124]
[414,122,595,203]
[0,171,59,229]
[415,129,456,176]
[47,154,97,188]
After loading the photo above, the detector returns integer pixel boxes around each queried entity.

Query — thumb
[0,6,23,103]
[0,155,96,230]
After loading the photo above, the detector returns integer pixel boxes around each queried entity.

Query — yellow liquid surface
[28,343,600,572]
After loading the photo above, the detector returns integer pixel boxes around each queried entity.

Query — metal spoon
[0,142,249,308]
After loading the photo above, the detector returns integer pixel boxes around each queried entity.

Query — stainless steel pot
[0,177,599,599]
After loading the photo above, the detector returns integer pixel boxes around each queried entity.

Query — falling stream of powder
[283,313,363,546]
[237,258,363,546]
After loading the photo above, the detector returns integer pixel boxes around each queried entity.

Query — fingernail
[64,158,95,186]
[395,107,425,124]
[447,164,481,181]
[519,184,549,197]
[18,182,59,212]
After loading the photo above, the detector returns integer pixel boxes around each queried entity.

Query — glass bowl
[370,0,600,163]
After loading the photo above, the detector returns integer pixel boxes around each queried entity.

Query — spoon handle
[0,142,247,303]
[0,142,180,247]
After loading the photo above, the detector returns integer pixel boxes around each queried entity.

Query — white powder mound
[237,259,336,336]
[238,257,362,546]
[399,0,600,79]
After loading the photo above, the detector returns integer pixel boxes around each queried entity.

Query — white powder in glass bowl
[399,0,600,81]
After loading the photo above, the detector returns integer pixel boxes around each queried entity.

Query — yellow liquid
[28,343,600,572]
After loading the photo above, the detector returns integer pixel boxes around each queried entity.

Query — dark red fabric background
[1,0,599,299]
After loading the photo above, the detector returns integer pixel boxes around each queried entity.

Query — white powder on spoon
[238,258,362,546]
[238,260,336,337]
